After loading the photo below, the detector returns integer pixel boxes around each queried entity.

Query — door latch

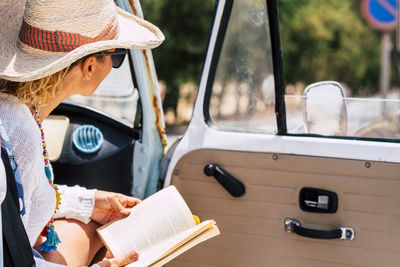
[299,187,338,213]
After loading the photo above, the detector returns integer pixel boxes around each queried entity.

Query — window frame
[202,0,287,134]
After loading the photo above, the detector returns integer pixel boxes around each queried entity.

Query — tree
[141,0,215,114]
[278,0,381,95]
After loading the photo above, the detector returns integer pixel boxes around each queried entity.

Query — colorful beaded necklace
[34,106,62,252]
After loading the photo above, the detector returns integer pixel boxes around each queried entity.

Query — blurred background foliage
[142,0,394,115]
[141,0,215,115]
[278,0,382,96]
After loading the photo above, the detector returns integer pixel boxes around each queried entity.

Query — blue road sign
[362,0,397,31]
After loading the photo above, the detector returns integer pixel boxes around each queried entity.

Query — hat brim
[0,2,164,82]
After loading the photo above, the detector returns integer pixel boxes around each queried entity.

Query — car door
[46,0,165,200]
[164,0,400,266]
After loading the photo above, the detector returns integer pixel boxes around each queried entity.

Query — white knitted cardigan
[0,94,96,266]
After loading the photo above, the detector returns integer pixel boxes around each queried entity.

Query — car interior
[48,103,139,195]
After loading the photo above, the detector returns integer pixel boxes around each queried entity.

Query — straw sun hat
[0,0,165,82]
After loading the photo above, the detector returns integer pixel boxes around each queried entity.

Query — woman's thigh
[34,219,104,266]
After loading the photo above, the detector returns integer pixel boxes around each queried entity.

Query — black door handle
[204,164,245,197]
[284,218,355,240]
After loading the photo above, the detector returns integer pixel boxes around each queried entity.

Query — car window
[207,0,277,134]
[279,0,400,140]
[68,54,139,126]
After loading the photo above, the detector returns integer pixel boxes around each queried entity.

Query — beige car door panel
[169,149,400,267]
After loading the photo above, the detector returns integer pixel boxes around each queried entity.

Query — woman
[0,0,164,266]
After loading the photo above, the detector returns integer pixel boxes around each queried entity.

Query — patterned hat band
[19,16,119,53]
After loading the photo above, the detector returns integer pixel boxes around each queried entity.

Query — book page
[150,226,220,267]
[98,186,196,258]
[126,221,218,267]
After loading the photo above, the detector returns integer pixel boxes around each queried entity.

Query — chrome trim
[340,227,355,240]
[284,218,300,232]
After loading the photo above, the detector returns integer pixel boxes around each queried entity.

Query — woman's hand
[90,190,141,225]
[96,251,139,267]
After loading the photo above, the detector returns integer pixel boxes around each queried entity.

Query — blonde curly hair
[0,66,70,107]
[0,53,105,107]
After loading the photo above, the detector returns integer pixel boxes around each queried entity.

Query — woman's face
[65,49,114,97]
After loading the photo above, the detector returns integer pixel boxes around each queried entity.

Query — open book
[97,186,220,267]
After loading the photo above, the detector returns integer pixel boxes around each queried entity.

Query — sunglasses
[96,48,129,68]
